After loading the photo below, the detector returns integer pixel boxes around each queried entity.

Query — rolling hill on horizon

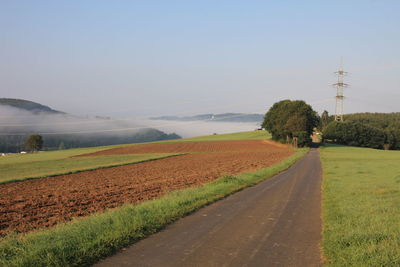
[0,98,64,114]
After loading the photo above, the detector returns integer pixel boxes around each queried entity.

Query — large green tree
[262,100,319,144]
[24,134,43,152]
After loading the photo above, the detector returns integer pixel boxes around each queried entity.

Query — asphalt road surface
[96,149,322,267]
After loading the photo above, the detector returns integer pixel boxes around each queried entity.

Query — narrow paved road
[96,149,322,267]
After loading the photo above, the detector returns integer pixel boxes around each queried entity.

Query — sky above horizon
[1,0,399,118]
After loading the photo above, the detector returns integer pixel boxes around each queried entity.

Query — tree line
[322,113,400,150]
[262,99,400,150]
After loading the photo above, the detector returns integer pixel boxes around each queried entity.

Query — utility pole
[333,60,348,122]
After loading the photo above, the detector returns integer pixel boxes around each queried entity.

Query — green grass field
[174,130,270,142]
[0,153,180,184]
[0,131,269,184]
[0,144,129,164]
[321,145,400,266]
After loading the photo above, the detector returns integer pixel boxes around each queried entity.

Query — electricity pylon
[333,61,348,122]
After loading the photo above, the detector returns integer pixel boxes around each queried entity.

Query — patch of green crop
[0,153,180,184]
[132,130,270,144]
[0,145,125,165]
[321,145,400,266]
[174,130,270,142]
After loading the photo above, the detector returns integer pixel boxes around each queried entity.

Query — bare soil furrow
[0,140,293,236]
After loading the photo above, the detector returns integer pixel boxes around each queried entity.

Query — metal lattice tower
[333,61,348,122]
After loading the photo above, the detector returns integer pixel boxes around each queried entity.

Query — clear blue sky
[1,0,399,117]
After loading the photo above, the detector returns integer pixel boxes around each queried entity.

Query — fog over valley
[0,101,180,152]
[0,100,262,152]
[147,120,260,138]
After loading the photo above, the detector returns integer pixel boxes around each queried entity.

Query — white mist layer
[0,106,147,135]
[145,120,260,138]
[0,105,261,138]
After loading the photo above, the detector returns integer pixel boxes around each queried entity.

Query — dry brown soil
[0,140,293,236]
[75,140,289,156]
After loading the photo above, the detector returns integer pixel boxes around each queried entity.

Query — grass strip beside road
[321,145,400,266]
[0,153,181,184]
[0,148,307,267]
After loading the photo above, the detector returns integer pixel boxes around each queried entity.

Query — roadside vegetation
[321,144,400,266]
[0,139,306,266]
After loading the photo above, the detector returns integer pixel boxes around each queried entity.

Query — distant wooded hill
[0,98,180,152]
[0,98,64,114]
[150,113,264,123]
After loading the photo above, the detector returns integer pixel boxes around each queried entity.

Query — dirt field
[76,140,289,156]
[0,140,293,236]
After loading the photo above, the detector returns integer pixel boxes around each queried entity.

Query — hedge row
[323,121,400,150]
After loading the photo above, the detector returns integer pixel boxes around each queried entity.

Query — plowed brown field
[0,140,293,236]
[76,140,289,156]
